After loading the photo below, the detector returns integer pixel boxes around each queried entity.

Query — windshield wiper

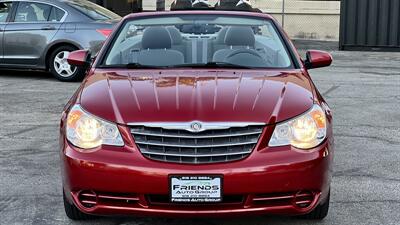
[107,62,252,69]
[124,63,163,69]
[170,62,252,69]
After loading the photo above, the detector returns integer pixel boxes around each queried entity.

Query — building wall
[258,0,340,41]
[92,0,340,41]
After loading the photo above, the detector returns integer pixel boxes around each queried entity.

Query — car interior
[106,22,292,68]
[0,3,12,22]
[15,3,51,22]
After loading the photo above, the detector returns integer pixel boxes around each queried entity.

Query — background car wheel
[63,192,93,220]
[49,46,86,82]
[299,190,330,220]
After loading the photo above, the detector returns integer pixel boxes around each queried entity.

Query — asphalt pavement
[0,50,399,225]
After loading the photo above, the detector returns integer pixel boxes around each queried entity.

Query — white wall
[142,0,341,41]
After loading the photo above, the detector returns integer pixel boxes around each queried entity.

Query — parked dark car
[61,10,334,220]
[0,0,121,81]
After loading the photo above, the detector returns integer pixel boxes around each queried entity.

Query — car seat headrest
[142,27,172,49]
[216,27,229,44]
[224,26,255,46]
[167,26,183,45]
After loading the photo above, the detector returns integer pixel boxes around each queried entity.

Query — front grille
[131,124,264,164]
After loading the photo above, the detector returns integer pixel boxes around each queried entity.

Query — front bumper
[61,137,333,217]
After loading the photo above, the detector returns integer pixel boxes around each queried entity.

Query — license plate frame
[169,175,223,203]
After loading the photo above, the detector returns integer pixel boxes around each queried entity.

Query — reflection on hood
[80,70,315,125]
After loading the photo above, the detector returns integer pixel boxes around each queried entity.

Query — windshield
[103,15,293,69]
[67,0,120,21]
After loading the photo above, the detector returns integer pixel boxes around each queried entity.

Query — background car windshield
[67,0,120,21]
[104,15,293,69]
[0,2,12,22]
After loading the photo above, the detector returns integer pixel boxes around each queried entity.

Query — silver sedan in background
[0,0,121,81]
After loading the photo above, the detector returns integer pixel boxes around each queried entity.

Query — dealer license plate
[170,175,222,203]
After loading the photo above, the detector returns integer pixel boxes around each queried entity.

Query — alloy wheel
[54,51,77,78]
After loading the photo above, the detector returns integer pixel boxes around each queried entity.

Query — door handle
[41,25,56,30]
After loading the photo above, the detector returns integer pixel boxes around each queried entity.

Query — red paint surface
[306,50,333,69]
[67,50,90,67]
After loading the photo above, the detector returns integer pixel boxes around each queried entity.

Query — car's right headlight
[66,105,124,150]
[269,104,327,149]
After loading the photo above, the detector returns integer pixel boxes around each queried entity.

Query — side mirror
[304,50,332,69]
[67,50,92,68]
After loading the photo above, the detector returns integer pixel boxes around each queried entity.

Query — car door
[0,2,14,62]
[2,1,64,66]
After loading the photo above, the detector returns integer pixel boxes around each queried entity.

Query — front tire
[300,191,330,220]
[63,192,93,220]
[49,46,86,82]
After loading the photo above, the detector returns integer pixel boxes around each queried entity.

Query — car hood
[79,70,315,125]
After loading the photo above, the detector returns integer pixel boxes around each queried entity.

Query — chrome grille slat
[140,149,252,157]
[135,140,259,148]
[131,124,264,164]
[131,130,263,139]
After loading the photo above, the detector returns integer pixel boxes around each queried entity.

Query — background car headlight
[269,104,327,149]
[66,105,124,149]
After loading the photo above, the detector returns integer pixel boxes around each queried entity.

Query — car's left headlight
[269,104,327,149]
[66,105,124,150]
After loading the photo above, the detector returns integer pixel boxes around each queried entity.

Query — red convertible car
[60,10,334,220]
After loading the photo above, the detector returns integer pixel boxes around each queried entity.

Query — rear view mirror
[305,50,333,69]
[67,50,92,68]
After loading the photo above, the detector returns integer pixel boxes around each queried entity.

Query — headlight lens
[269,104,327,149]
[66,105,124,149]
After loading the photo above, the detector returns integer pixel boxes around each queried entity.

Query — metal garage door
[339,0,400,51]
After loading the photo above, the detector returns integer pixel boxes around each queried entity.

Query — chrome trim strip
[131,130,263,139]
[128,121,265,133]
[141,150,252,157]
[135,140,258,148]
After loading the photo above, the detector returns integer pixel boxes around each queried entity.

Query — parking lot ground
[0,50,399,225]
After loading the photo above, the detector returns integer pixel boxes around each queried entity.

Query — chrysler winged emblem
[189,122,203,133]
